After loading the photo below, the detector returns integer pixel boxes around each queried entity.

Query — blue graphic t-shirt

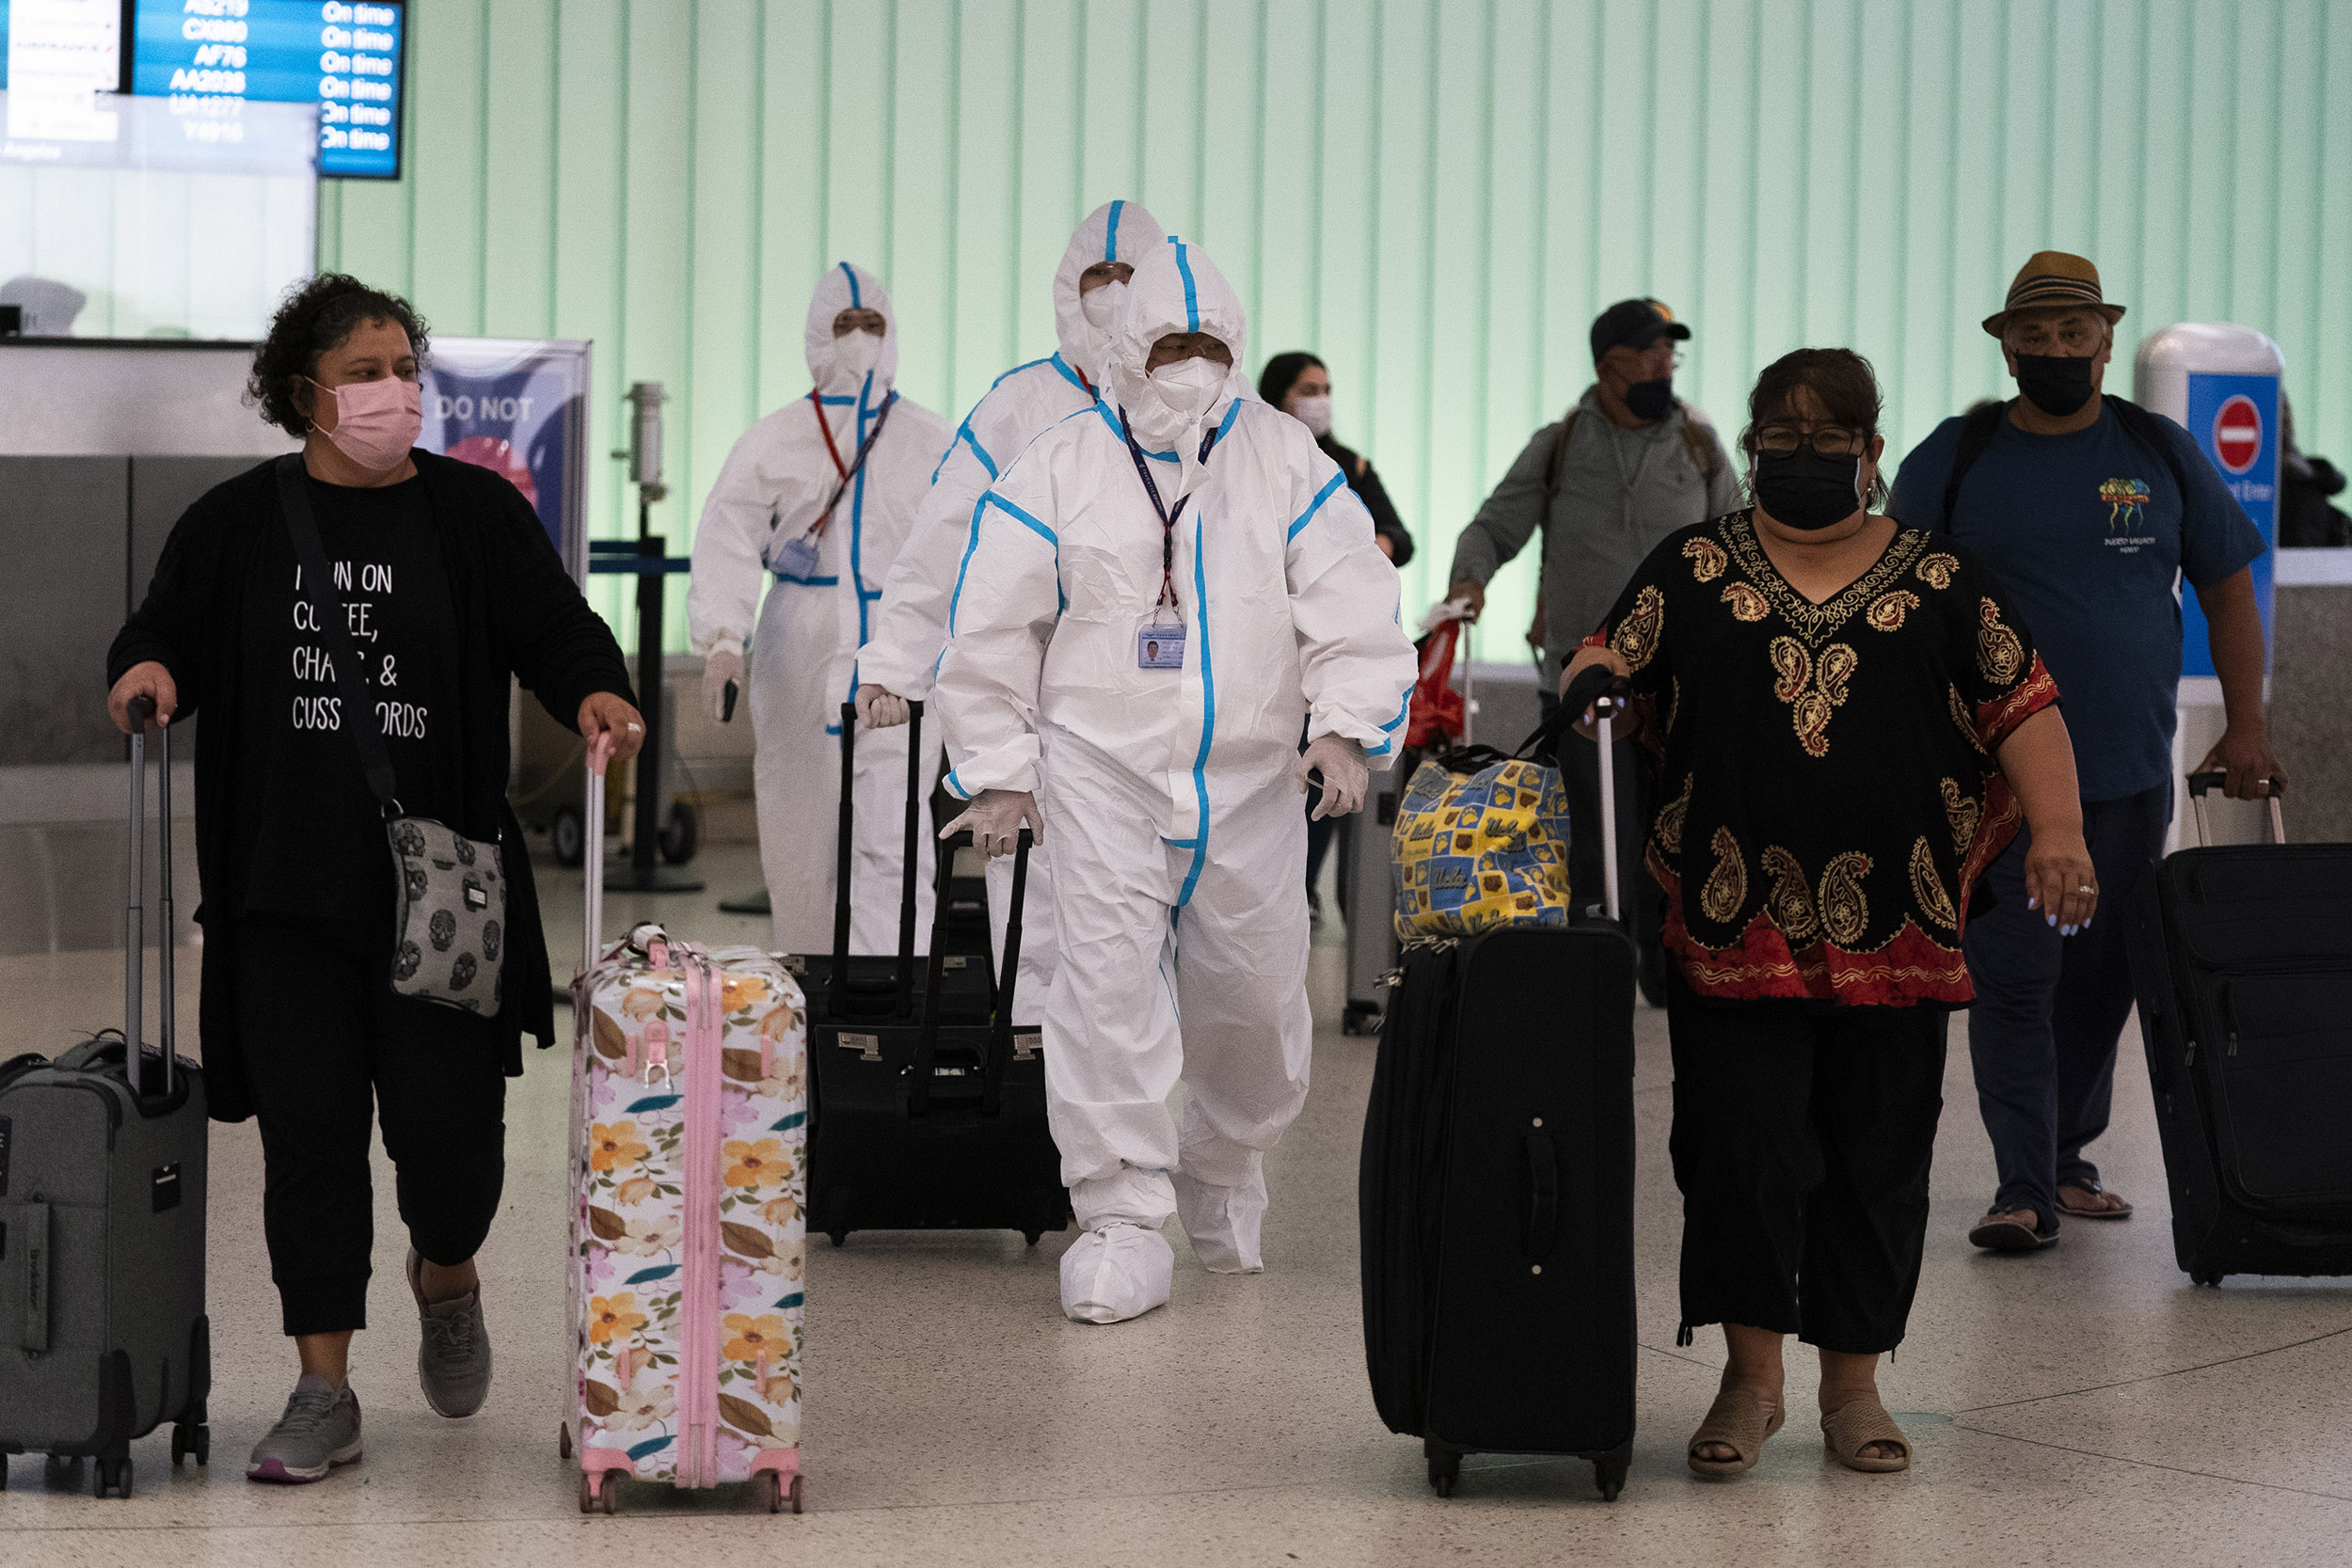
[1888,402,2265,800]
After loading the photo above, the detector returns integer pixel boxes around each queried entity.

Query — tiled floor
[5,843,2349,1567]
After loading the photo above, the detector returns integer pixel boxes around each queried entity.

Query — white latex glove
[941,788,1044,859]
[1295,735,1370,820]
[703,645,746,723]
[855,682,911,730]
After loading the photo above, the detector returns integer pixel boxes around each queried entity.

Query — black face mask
[1752,450,1865,531]
[2014,353,2097,417]
[1623,375,1676,422]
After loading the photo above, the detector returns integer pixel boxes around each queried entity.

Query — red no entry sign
[2213,394,2263,474]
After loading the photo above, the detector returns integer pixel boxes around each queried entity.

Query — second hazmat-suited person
[935,239,1417,1324]
[857,198,1168,1022]
[687,263,952,955]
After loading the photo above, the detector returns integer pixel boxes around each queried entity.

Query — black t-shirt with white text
[232,474,466,924]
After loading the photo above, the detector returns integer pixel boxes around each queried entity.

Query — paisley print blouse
[1585,510,2059,1006]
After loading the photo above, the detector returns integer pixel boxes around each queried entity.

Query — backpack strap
[1676,404,1722,483]
[2104,396,2194,504]
[1940,400,2009,531]
[1541,408,1581,502]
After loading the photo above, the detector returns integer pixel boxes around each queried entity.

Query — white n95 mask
[1150,356,1225,418]
[831,328,883,383]
[1290,394,1333,438]
[1081,280,1127,330]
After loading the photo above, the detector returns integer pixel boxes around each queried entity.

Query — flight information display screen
[130,0,405,179]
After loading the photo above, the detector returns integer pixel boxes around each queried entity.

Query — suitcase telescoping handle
[1558,664,1635,926]
[910,827,1032,1120]
[583,734,612,975]
[123,696,174,1099]
[2185,770,2285,847]
[831,700,928,1021]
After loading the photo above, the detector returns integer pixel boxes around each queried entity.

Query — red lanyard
[803,388,896,535]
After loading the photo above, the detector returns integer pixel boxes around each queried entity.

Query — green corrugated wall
[316,0,2352,650]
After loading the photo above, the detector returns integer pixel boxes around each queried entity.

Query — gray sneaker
[246,1375,362,1483]
[407,1248,493,1418]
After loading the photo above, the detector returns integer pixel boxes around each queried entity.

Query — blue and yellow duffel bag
[1392,724,1576,939]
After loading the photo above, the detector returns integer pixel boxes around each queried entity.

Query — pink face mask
[309,374,422,471]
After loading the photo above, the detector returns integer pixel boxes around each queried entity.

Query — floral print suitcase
[565,914,808,1515]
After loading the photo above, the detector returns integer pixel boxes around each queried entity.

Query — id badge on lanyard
[1122,413,1216,673]
[778,388,897,581]
[774,531,822,579]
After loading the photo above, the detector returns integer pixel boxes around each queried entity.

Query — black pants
[1963,784,2170,1231]
[1667,985,1948,1354]
[233,916,508,1337]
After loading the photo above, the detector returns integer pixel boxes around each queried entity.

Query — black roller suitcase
[787,700,993,1024]
[1359,673,1636,1501]
[2123,772,2352,1284]
[0,700,209,1497]
[807,829,1071,1247]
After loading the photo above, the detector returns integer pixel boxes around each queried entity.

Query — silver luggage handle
[2185,771,2285,847]
[124,697,173,1098]
[584,736,612,975]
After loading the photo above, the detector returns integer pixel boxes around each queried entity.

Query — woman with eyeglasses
[1560,348,2096,1479]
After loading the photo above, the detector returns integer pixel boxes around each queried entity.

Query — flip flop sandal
[1686,1386,1786,1477]
[2057,1184,2134,1220]
[1968,1212,2058,1251]
[1821,1398,1912,1473]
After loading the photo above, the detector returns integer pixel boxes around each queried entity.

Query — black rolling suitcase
[807,828,1071,1247]
[0,699,210,1497]
[2123,772,2352,1284]
[787,700,993,1024]
[1359,671,1636,1501]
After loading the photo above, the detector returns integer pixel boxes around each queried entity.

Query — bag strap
[1540,408,1581,502]
[1941,401,2009,532]
[2105,396,2194,503]
[276,454,400,813]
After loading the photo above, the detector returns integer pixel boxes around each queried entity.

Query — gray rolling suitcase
[1341,772,1409,1036]
[0,698,209,1497]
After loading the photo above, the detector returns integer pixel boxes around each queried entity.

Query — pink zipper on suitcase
[564,742,807,1514]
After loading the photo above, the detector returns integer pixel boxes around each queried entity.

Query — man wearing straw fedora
[1890,251,2274,1254]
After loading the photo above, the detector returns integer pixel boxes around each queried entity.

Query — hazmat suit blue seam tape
[1104,198,1124,259]
[1213,398,1245,445]
[943,768,972,800]
[1176,515,1216,910]
[1094,400,1177,460]
[1362,689,1413,758]
[850,383,876,648]
[838,261,861,307]
[818,394,854,406]
[1172,242,1200,332]
[935,417,998,483]
[1284,472,1347,542]
[774,572,841,585]
[943,495,991,640]
[1047,354,1089,394]
[979,490,1058,548]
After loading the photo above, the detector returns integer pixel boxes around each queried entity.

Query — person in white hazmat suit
[687,262,953,955]
[933,238,1417,1324]
[855,198,1167,1021]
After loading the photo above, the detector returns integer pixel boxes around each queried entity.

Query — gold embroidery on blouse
[1719,512,1930,642]
[1656,772,1693,855]
[1770,637,1856,757]
[1683,536,1728,582]
[1910,837,1959,930]
[1700,826,1748,925]
[1940,776,1981,856]
[1917,552,1960,591]
[1817,851,1873,945]
[1866,590,1921,632]
[1761,846,1821,942]
[1948,683,1988,754]
[1721,581,1769,622]
[1977,597,2025,685]
[1611,585,1665,672]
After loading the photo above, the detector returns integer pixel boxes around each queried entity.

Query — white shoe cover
[1058,1223,1175,1324]
[1172,1168,1266,1274]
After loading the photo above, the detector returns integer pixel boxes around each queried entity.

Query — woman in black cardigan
[105,274,642,1484]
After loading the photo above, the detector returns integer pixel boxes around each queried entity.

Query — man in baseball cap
[1888,251,2274,1256]
[1447,297,1738,1003]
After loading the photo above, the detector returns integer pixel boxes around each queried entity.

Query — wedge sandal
[1686,1386,1785,1477]
[1821,1397,1911,1473]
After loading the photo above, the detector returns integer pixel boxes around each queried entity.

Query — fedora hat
[1982,251,2127,337]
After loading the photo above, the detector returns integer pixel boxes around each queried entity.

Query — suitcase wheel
[95,1450,132,1500]
[558,1422,574,1459]
[580,1468,623,1514]
[1424,1443,1460,1497]
[1595,1460,1627,1501]
[171,1420,211,1468]
[753,1469,803,1514]
[1023,1228,1044,1247]
[828,1228,850,1248]
[2193,1268,2226,1287]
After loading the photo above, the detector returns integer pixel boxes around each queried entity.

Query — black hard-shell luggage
[0,699,209,1497]
[1359,671,1637,1501]
[787,701,993,1024]
[2123,772,2352,1283]
[806,826,1071,1247]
